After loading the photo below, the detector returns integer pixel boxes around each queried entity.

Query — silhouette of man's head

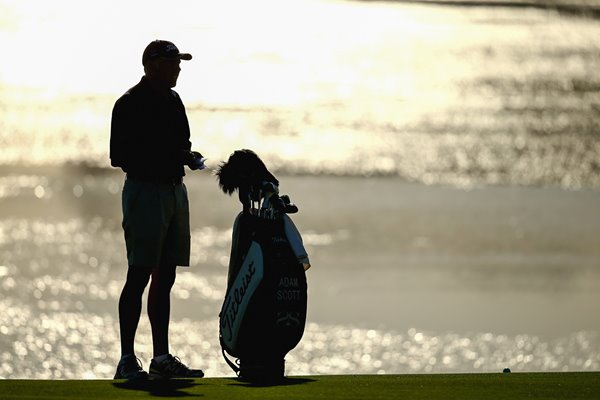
[142,40,192,89]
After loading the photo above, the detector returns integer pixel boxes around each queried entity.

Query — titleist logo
[221,261,256,342]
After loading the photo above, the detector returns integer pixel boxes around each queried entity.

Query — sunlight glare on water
[2,0,443,98]
[1,0,598,188]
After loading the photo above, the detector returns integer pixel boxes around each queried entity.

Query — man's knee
[124,266,153,292]
[152,264,177,290]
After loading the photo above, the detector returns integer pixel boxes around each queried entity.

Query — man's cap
[142,40,192,66]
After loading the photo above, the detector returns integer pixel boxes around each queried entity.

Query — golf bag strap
[221,348,241,376]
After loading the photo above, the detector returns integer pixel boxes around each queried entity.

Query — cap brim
[146,53,193,64]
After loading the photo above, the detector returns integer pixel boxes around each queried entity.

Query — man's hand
[186,151,205,170]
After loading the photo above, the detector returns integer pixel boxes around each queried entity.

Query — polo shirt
[110,76,192,179]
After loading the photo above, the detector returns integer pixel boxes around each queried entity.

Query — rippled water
[1,0,600,188]
[0,168,599,378]
[2,308,598,379]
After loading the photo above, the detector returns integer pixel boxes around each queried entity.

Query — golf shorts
[121,178,191,267]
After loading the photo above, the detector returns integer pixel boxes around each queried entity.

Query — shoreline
[1,163,599,193]
[354,0,600,18]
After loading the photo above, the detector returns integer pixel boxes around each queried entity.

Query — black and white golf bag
[219,211,308,382]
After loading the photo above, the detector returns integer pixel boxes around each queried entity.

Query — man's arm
[173,92,202,169]
[110,95,138,171]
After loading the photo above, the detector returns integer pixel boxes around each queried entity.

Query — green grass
[1,373,599,400]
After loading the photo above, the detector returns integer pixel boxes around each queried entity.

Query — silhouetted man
[110,40,204,380]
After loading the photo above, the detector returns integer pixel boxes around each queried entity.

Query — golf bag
[219,212,308,382]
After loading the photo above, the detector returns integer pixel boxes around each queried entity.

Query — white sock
[153,354,171,363]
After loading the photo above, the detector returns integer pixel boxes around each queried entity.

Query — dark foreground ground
[1,373,599,400]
